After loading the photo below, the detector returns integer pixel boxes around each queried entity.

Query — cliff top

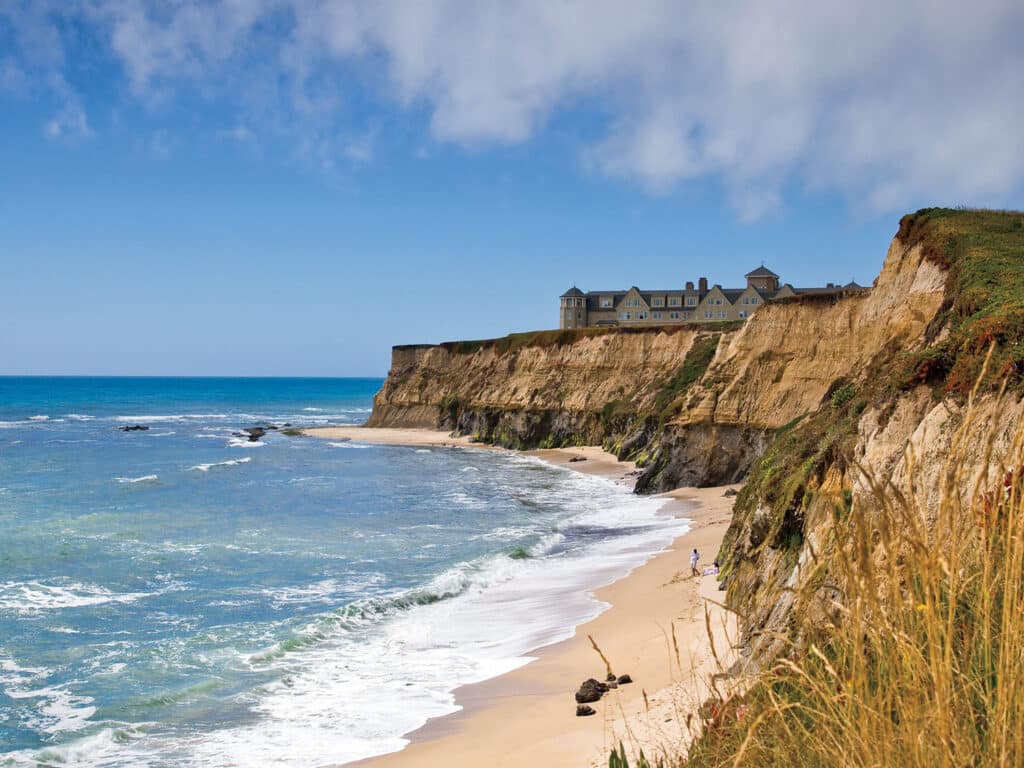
[896,207,1024,396]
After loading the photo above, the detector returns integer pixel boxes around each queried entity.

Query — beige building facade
[559,267,864,329]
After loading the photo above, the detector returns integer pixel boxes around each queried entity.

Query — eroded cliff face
[635,232,948,491]
[367,327,718,448]
[368,223,947,491]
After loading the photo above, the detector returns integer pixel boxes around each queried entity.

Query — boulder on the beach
[723,488,738,497]
[576,704,596,717]
[568,456,586,463]
[616,674,633,685]
[120,425,149,432]
[575,678,606,703]
[606,673,617,682]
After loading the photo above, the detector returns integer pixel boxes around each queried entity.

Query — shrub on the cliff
[652,334,722,423]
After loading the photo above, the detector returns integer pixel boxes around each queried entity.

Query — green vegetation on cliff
[897,207,1024,396]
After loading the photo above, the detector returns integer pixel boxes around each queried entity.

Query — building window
[686,297,697,306]
[704,311,713,319]
[738,311,747,319]
[718,310,727,318]
[601,298,613,308]
[637,312,647,319]
[652,311,662,320]
[751,297,759,304]
[669,311,680,320]
[620,312,631,320]
[652,297,663,307]
[682,311,690,320]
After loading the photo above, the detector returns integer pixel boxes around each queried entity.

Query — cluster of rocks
[231,422,292,443]
[119,424,149,432]
[574,673,632,716]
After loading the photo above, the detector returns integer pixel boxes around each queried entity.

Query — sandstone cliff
[367,207,1024,669]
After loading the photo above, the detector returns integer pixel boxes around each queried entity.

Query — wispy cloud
[5,0,1024,216]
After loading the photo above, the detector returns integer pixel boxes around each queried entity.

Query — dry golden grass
[614,352,1024,768]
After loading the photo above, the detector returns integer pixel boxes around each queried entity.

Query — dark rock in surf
[120,425,149,432]
[576,704,596,717]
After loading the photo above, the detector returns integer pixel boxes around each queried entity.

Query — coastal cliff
[367,212,946,495]
[367,208,1024,673]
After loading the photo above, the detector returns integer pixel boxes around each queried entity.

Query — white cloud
[6,0,1024,216]
[43,99,92,142]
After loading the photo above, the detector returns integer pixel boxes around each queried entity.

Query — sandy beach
[303,427,739,768]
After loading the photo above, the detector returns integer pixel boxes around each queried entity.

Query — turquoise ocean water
[0,377,687,766]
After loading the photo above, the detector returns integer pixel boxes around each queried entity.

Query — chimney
[698,277,708,295]
[827,282,835,289]
[685,281,694,291]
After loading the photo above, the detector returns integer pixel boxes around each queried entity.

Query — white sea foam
[415,448,432,453]
[160,467,690,768]
[65,414,96,421]
[114,414,229,423]
[189,457,252,472]
[3,724,151,768]
[148,431,176,437]
[0,581,156,614]
[28,415,49,421]
[302,407,323,412]
[228,437,265,448]
[114,474,159,484]
[328,441,372,449]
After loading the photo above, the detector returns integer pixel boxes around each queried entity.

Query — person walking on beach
[690,548,700,577]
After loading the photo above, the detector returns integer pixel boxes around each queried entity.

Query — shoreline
[305,426,739,768]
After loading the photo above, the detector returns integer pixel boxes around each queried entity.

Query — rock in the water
[576,704,596,717]
[616,674,633,685]
[243,427,266,442]
[120,425,149,432]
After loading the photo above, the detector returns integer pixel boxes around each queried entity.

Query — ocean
[0,377,689,767]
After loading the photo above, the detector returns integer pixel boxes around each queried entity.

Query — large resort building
[559,266,865,329]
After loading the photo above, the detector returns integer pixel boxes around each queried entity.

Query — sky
[1,1,1023,376]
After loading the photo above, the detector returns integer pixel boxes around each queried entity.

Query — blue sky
[2,2,1023,376]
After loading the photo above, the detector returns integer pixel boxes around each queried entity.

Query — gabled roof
[560,287,586,298]
[843,280,865,290]
[745,265,779,278]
